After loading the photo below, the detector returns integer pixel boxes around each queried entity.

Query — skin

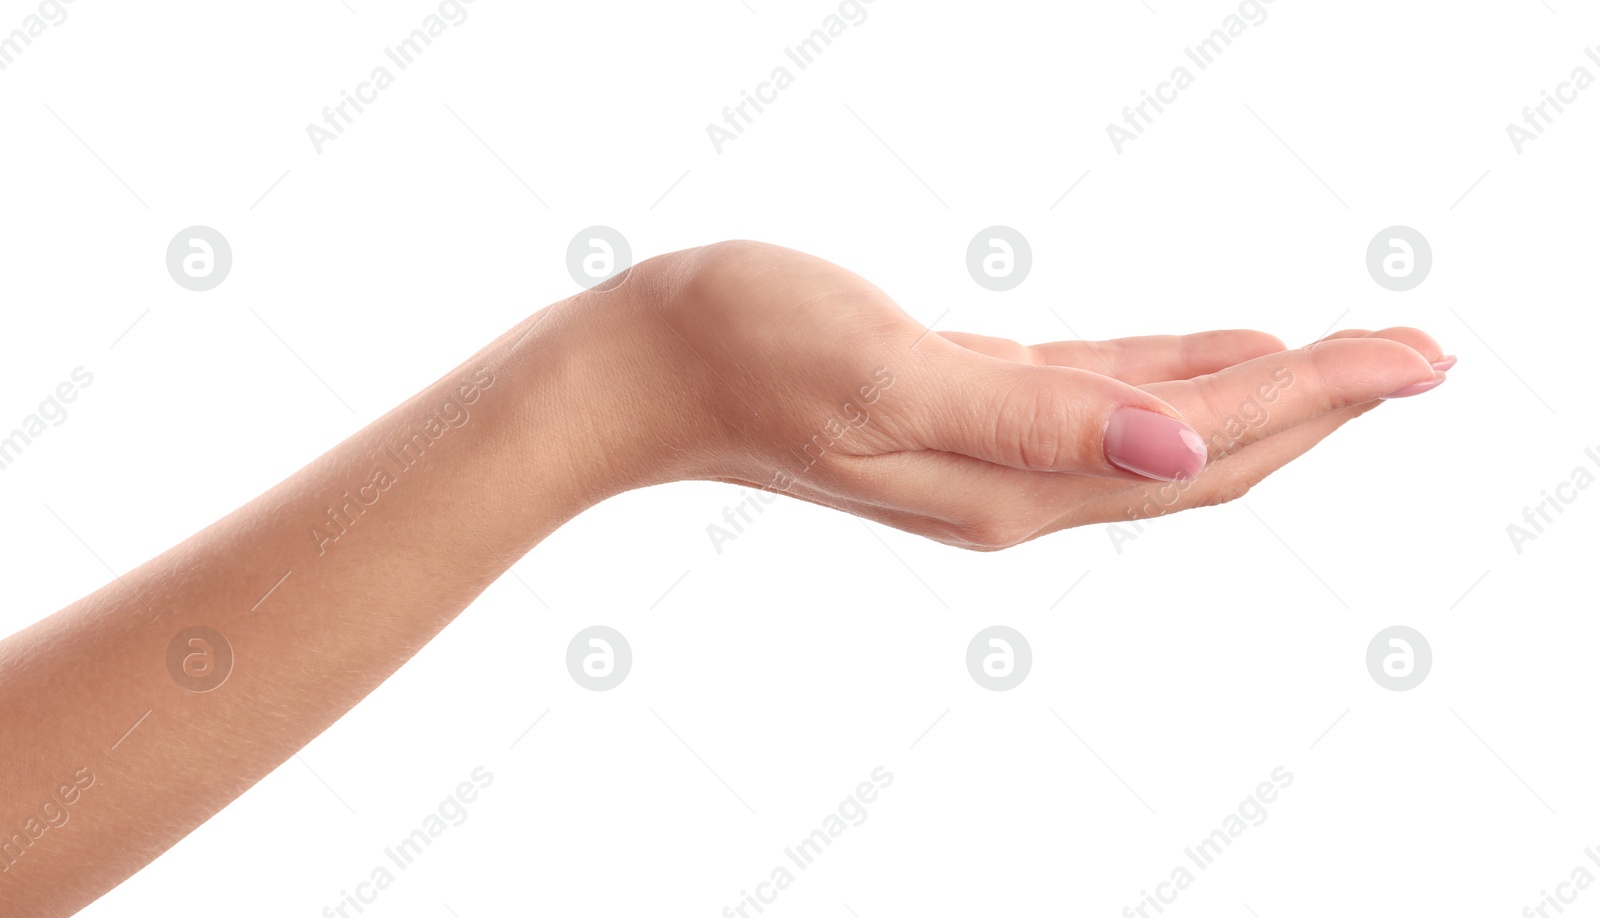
[0,240,1447,914]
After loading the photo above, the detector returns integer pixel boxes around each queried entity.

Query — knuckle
[676,240,776,301]
[1004,384,1071,472]
[950,516,1034,551]
[1299,342,1348,411]
[1201,474,1255,508]
[697,238,773,265]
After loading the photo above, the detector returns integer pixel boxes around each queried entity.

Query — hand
[568,241,1449,550]
[0,239,1453,913]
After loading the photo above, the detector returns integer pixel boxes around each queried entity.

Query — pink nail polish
[1430,355,1458,372]
[1382,372,1448,399]
[1104,407,1208,481]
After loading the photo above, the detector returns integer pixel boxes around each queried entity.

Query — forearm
[0,290,652,913]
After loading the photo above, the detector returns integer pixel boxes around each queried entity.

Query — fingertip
[1365,326,1446,363]
[1304,336,1441,402]
[1381,371,1449,399]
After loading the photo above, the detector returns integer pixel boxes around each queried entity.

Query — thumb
[918,358,1208,481]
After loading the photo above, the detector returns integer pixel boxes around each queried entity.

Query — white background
[2,0,1597,915]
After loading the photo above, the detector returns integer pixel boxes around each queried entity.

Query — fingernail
[1431,355,1458,372]
[1104,407,1208,481]
[1382,372,1448,399]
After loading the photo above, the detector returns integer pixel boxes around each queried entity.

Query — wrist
[497,252,717,510]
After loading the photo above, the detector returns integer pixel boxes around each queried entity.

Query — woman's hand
[0,239,1450,913]
[575,240,1449,550]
